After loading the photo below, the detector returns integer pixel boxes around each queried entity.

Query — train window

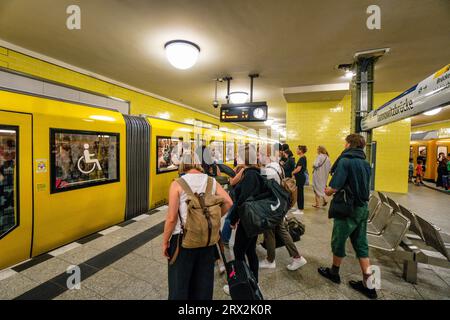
[0,127,18,238]
[157,136,183,174]
[209,141,224,164]
[225,142,234,163]
[50,129,119,193]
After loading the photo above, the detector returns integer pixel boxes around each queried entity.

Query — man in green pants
[318,133,377,299]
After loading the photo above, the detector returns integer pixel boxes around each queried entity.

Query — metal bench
[368,195,380,222]
[386,196,401,213]
[415,215,450,261]
[377,191,388,204]
[399,205,425,240]
[368,211,410,252]
[367,202,393,235]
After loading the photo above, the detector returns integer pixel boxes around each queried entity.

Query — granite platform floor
[0,187,449,300]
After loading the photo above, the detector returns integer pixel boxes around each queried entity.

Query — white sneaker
[259,259,276,269]
[287,256,307,271]
[223,284,230,296]
[293,209,304,215]
[219,264,226,274]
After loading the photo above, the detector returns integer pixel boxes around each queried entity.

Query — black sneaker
[349,280,378,299]
[318,267,341,284]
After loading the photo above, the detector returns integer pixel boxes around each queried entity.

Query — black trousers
[168,235,215,300]
[233,224,259,282]
[297,184,304,209]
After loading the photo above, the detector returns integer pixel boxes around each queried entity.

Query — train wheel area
[0,0,449,306]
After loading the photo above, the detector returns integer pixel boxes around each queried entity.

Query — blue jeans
[222,216,232,243]
[221,204,235,243]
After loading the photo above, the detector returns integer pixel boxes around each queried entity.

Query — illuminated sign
[220,102,268,122]
[361,64,450,131]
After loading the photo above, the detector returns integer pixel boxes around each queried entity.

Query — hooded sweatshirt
[329,148,371,207]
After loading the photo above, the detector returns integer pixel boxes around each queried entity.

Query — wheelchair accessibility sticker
[36,159,48,173]
[77,144,103,174]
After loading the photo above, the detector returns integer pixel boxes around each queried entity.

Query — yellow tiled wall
[0,47,242,131]
[286,95,351,177]
[372,92,410,193]
[286,92,410,194]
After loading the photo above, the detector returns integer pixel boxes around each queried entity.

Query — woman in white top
[312,145,332,208]
[163,152,233,300]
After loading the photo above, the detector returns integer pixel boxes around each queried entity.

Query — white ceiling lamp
[229,91,249,104]
[423,107,442,116]
[345,70,355,79]
[164,40,200,70]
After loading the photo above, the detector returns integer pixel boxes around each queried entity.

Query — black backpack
[238,176,290,237]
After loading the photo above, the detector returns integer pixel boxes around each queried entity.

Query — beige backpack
[174,176,223,248]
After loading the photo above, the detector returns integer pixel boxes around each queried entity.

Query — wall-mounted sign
[362,64,450,131]
[220,102,268,122]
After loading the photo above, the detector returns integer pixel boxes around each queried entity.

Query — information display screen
[220,102,268,122]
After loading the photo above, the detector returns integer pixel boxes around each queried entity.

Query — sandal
[312,204,320,208]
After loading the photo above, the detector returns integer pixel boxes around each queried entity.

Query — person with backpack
[163,152,233,300]
[223,144,266,295]
[318,133,378,299]
[260,143,307,271]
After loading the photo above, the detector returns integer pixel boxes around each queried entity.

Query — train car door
[0,111,33,270]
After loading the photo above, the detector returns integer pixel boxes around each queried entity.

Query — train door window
[417,145,427,171]
[0,127,18,237]
[50,129,120,193]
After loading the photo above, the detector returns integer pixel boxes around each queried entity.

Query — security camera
[213,100,219,108]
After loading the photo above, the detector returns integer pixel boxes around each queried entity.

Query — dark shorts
[331,204,369,258]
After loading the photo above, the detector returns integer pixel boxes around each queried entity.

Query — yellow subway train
[0,90,273,270]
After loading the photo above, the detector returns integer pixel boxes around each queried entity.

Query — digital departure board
[220,102,268,122]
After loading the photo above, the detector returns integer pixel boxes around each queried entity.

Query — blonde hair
[318,145,329,156]
[178,152,203,174]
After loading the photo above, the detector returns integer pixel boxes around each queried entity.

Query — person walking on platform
[260,143,307,271]
[318,134,378,299]
[223,144,266,295]
[163,152,233,300]
[292,145,308,215]
[312,146,331,208]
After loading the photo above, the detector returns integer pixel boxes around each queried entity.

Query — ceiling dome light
[345,70,355,79]
[229,91,249,104]
[423,107,442,116]
[164,40,200,70]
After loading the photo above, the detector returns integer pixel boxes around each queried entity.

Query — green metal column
[351,57,376,189]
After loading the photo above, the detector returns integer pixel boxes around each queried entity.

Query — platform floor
[0,187,449,300]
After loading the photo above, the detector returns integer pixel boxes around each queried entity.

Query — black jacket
[282,156,295,178]
[228,167,267,225]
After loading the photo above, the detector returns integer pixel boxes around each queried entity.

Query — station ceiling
[0,0,449,129]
